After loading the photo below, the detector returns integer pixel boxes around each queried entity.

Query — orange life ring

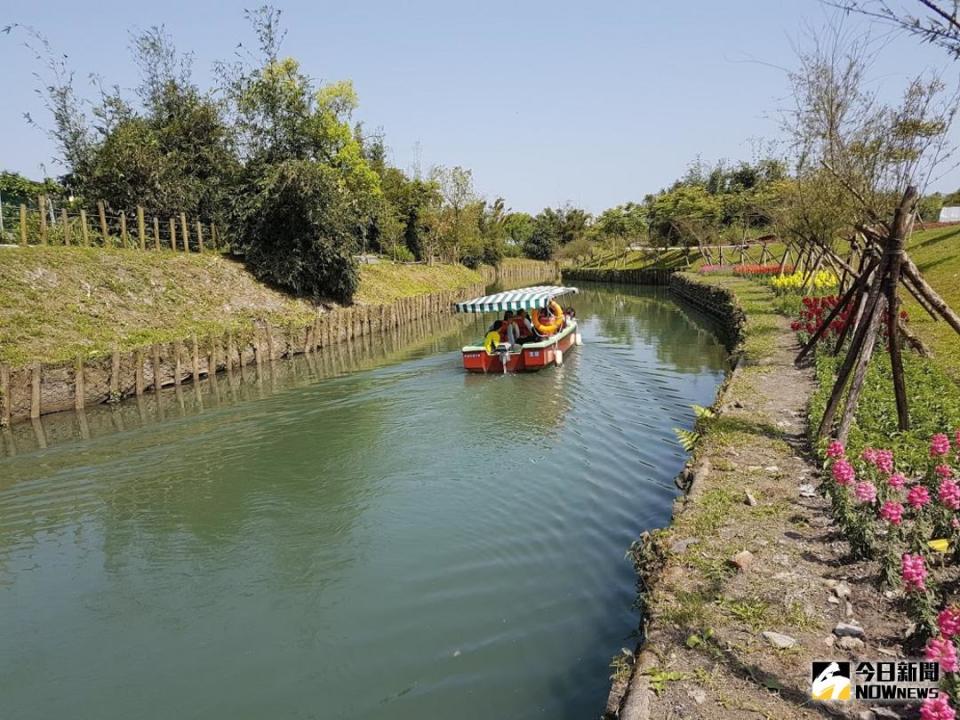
[532,301,564,336]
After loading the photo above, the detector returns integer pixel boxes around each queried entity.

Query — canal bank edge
[0,260,558,426]
[563,269,906,720]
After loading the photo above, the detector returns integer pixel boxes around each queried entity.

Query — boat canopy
[454,285,579,313]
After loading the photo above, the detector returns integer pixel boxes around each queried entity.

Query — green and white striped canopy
[453,285,579,313]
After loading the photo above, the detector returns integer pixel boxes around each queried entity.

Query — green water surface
[0,284,727,720]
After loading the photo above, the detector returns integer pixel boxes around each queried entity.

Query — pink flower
[925,636,959,673]
[855,481,877,504]
[940,478,960,510]
[937,465,954,480]
[874,449,894,475]
[832,459,856,486]
[826,440,846,459]
[902,553,927,592]
[879,500,903,525]
[862,448,878,464]
[932,433,952,457]
[939,607,960,639]
[954,517,960,531]
[908,485,931,509]
[889,473,907,490]
[922,696,957,720]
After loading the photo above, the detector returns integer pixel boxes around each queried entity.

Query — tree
[477,197,509,265]
[238,159,360,302]
[832,1,960,59]
[0,171,61,205]
[782,22,960,440]
[221,7,381,296]
[524,208,562,259]
[504,212,534,253]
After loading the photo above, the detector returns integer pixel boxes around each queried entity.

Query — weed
[717,596,770,631]
[644,668,687,696]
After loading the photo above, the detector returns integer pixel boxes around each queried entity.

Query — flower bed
[770,269,838,294]
[732,263,795,277]
[787,293,908,345]
[824,434,960,717]
[789,295,849,341]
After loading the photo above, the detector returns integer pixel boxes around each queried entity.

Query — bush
[237,160,360,303]
[389,244,415,263]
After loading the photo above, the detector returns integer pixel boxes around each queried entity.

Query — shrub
[389,244,415,263]
[237,160,360,303]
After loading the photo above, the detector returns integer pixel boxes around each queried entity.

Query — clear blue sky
[2,0,958,213]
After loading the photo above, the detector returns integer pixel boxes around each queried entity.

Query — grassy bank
[577,242,790,273]
[904,225,960,382]
[616,268,960,717]
[0,247,484,367]
[614,271,852,719]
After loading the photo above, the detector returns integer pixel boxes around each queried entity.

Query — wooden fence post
[19,204,27,245]
[0,364,10,427]
[169,218,178,251]
[211,224,219,250]
[153,217,160,250]
[266,324,275,361]
[98,201,110,245]
[137,206,146,250]
[110,348,121,400]
[192,336,201,383]
[31,363,41,419]
[119,212,129,249]
[174,342,182,386]
[74,357,85,411]
[38,195,47,245]
[135,350,144,395]
[180,213,190,252]
[80,209,90,246]
[61,208,71,245]
[196,221,204,252]
[151,343,161,392]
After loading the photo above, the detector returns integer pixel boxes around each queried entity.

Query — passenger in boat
[500,311,520,346]
[514,309,536,344]
[484,321,504,355]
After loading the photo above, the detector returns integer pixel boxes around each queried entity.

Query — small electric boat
[454,285,582,373]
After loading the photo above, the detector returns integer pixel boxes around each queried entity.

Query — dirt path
[607,289,907,720]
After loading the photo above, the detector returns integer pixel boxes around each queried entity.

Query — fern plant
[674,405,717,452]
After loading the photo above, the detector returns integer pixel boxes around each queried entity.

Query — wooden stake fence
[4,199,222,253]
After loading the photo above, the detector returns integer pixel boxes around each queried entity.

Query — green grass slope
[0,247,483,367]
[904,226,960,381]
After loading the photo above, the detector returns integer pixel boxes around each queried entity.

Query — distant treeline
[9,7,960,300]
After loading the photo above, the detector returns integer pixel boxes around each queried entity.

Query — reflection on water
[0,312,487,463]
[0,284,727,720]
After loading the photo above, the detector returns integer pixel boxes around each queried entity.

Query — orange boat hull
[461,325,578,373]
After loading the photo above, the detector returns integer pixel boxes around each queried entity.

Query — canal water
[0,284,727,720]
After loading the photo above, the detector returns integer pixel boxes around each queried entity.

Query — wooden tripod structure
[791,186,960,443]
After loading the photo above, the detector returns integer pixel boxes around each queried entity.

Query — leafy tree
[521,204,591,259]
[238,159,359,302]
[503,212,534,252]
[0,171,62,205]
